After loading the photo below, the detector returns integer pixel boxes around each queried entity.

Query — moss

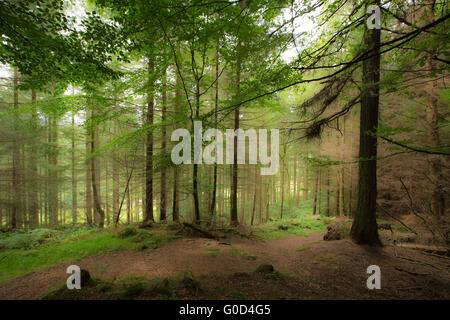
[43,278,111,300]
[264,271,285,280]
[232,272,250,279]
[296,244,310,252]
[115,226,137,238]
[120,282,145,299]
[180,273,200,291]
[148,278,172,296]
[204,248,219,258]
[0,232,137,284]
[254,213,327,241]
[229,247,257,260]
[134,243,148,251]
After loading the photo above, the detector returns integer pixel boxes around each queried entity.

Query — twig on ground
[395,266,430,276]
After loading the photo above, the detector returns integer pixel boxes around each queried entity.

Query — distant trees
[0,0,447,248]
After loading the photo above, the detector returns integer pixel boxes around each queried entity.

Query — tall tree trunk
[209,44,219,223]
[317,169,322,215]
[160,68,167,222]
[44,117,49,226]
[71,107,77,224]
[250,167,257,226]
[265,178,270,222]
[112,104,119,223]
[303,163,308,201]
[294,156,298,207]
[105,153,110,226]
[49,114,58,227]
[348,116,354,217]
[90,112,105,228]
[288,159,293,218]
[230,0,247,226]
[11,69,20,228]
[424,3,445,218]
[339,167,344,217]
[172,168,179,222]
[144,58,155,222]
[126,183,131,224]
[240,165,245,224]
[172,65,182,222]
[192,70,201,224]
[28,89,39,227]
[351,0,382,246]
[218,168,223,221]
[339,118,345,216]
[312,169,319,215]
[334,168,340,216]
[85,111,93,225]
[279,157,285,219]
[279,133,286,218]
[326,167,331,216]
[258,173,263,224]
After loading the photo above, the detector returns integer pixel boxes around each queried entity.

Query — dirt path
[0,232,449,299]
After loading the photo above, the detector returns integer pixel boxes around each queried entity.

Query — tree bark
[172,65,182,222]
[351,0,382,246]
[160,67,167,222]
[230,0,247,226]
[49,114,58,227]
[71,107,77,224]
[112,103,119,223]
[287,159,293,218]
[11,69,20,228]
[303,163,308,201]
[209,44,219,223]
[326,167,331,216]
[90,112,105,228]
[144,58,155,222]
[312,169,319,215]
[424,3,445,218]
[192,69,201,224]
[250,167,257,226]
[85,111,93,225]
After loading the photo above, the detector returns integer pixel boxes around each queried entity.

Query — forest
[0,0,449,301]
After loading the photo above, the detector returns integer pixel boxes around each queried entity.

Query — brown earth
[0,231,449,300]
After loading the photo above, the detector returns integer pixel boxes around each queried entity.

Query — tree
[350,0,382,246]
[144,58,155,223]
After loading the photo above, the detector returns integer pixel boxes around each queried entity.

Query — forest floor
[0,219,449,300]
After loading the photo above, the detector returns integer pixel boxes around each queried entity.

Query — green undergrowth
[43,265,292,300]
[254,213,331,241]
[0,225,176,284]
[251,198,334,241]
[229,248,257,260]
[204,248,219,258]
[376,219,409,232]
[44,273,191,300]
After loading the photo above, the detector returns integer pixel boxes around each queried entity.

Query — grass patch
[120,282,145,299]
[295,244,310,252]
[317,254,343,267]
[204,248,219,258]
[254,213,327,241]
[43,278,114,300]
[0,227,173,284]
[229,248,257,260]
[43,276,175,300]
